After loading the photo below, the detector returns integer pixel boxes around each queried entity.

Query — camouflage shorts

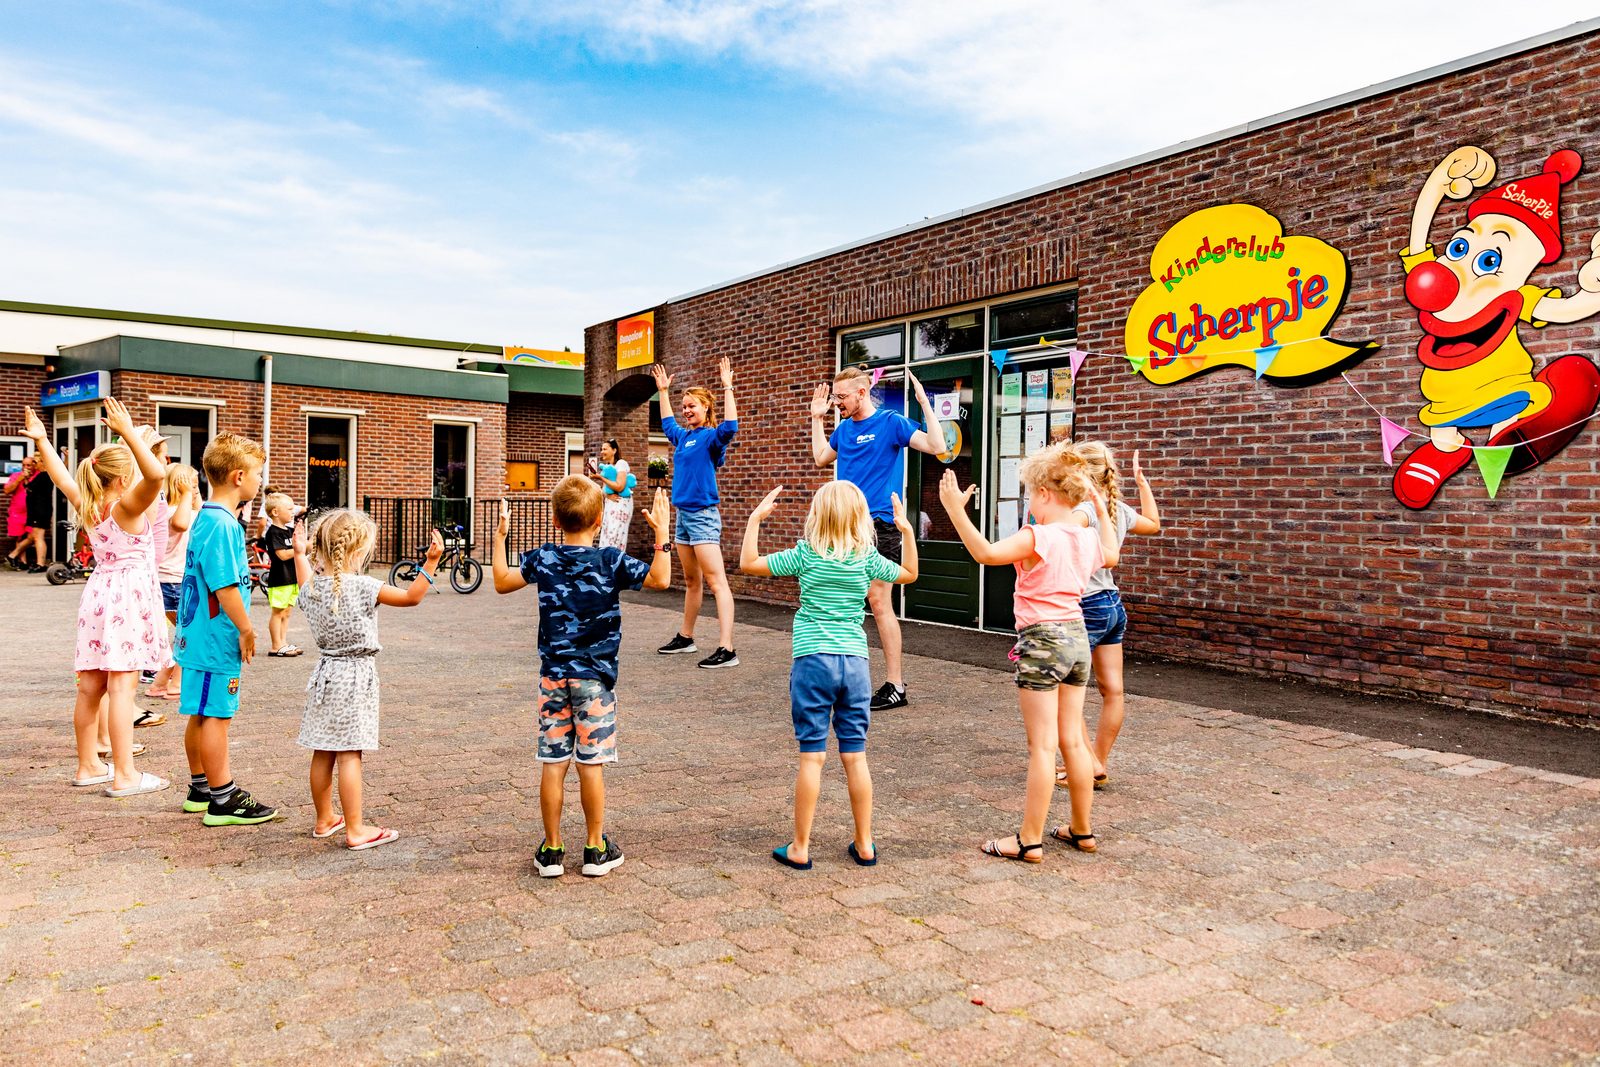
[537,676,618,765]
[1011,621,1092,691]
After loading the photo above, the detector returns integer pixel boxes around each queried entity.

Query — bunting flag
[1379,417,1411,465]
[870,367,884,386]
[1474,445,1514,498]
[1253,345,1281,380]
[989,348,1009,374]
[1067,348,1087,379]
[1126,353,1149,373]
[1185,355,1207,369]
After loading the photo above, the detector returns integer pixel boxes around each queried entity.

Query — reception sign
[617,312,655,370]
[1124,204,1376,385]
[40,370,109,408]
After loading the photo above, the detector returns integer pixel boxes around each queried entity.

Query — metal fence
[362,496,557,564]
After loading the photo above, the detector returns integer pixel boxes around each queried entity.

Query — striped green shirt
[766,541,903,659]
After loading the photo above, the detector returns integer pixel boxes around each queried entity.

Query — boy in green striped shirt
[740,481,918,869]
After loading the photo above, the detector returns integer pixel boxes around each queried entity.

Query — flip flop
[847,841,878,867]
[145,687,167,699]
[312,816,347,839]
[98,743,147,758]
[71,767,115,787]
[771,845,812,870]
[348,827,399,851]
[268,646,305,658]
[133,709,166,729]
[103,772,171,798]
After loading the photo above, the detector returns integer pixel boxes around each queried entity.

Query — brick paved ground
[2,570,1597,1065]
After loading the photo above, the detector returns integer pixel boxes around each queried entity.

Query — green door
[905,359,983,627]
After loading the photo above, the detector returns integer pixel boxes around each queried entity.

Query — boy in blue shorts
[175,432,280,826]
[492,477,672,877]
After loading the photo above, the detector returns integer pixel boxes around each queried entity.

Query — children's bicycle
[44,521,94,585]
[389,522,482,594]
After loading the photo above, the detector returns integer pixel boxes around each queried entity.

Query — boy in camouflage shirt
[493,476,671,877]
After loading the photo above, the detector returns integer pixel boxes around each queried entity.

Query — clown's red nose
[1406,260,1459,313]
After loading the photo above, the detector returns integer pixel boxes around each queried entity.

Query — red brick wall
[507,393,583,492]
[586,32,1600,719]
[0,358,47,431]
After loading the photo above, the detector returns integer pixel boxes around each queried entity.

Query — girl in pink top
[938,444,1118,863]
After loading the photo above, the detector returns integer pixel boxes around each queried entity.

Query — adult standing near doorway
[810,365,947,710]
[5,455,38,569]
[651,357,740,669]
[589,439,635,550]
[24,448,56,572]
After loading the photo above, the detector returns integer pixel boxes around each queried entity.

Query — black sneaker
[697,647,739,669]
[535,840,565,878]
[658,633,698,655]
[582,835,625,877]
[140,670,157,684]
[870,682,908,711]
[202,789,282,827]
[182,786,210,814]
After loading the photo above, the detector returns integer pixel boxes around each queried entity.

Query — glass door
[904,358,984,627]
[307,416,353,510]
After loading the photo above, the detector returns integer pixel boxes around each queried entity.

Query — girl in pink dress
[22,399,170,796]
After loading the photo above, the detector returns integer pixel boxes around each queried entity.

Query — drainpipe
[258,353,273,523]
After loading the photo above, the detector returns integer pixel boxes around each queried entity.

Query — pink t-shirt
[1012,521,1103,628]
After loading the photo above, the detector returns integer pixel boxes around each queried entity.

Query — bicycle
[389,522,482,594]
[44,520,95,585]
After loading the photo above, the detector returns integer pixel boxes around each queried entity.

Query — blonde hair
[201,432,265,488]
[683,385,717,425]
[1018,442,1093,506]
[164,463,198,501]
[833,366,871,386]
[1071,441,1122,506]
[803,481,876,559]
[264,491,293,518]
[552,475,604,533]
[74,442,135,527]
[307,508,376,610]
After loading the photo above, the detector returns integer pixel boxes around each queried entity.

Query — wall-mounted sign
[308,455,348,469]
[617,312,655,370]
[1124,204,1376,385]
[40,370,109,408]
[503,347,583,368]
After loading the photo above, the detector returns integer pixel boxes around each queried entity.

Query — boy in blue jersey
[175,432,281,826]
[810,365,947,711]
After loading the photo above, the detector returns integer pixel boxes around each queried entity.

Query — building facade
[586,22,1600,719]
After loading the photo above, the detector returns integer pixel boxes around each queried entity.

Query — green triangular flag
[1474,445,1513,498]
[1126,353,1148,374]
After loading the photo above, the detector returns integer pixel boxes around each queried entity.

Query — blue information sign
[40,371,109,408]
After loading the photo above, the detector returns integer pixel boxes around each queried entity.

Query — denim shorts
[790,653,871,753]
[674,506,723,546]
[161,582,182,613]
[1081,589,1128,648]
[1011,621,1092,690]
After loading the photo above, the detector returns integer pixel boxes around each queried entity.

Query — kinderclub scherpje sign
[40,370,110,408]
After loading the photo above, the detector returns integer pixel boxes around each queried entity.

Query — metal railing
[362,496,557,564]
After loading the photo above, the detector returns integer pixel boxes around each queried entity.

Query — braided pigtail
[307,508,377,616]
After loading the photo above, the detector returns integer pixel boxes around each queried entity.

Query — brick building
[1,301,582,560]
[586,22,1600,719]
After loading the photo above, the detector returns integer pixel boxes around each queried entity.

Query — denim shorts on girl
[1010,620,1091,690]
[161,582,182,613]
[1081,589,1128,648]
[674,506,722,546]
[789,653,871,753]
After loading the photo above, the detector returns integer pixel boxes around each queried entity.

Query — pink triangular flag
[870,367,884,386]
[1379,417,1410,465]
[1068,349,1087,379]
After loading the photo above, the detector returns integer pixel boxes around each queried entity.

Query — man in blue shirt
[810,365,948,710]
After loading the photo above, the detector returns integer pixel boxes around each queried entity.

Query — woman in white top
[591,438,635,550]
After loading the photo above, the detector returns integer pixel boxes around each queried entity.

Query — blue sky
[0,1,1589,349]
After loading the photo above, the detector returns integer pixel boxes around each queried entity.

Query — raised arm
[639,488,673,590]
[889,492,918,584]
[650,363,674,428]
[905,375,948,456]
[937,470,1035,566]
[379,531,442,606]
[719,356,738,423]
[105,399,165,520]
[492,499,528,594]
[1129,450,1161,535]
[1087,491,1120,569]
[810,384,838,466]
[1408,146,1495,255]
[291,520,314,587]
[20,407,80,510]
[738,486,783,577]
[168,481,199,536]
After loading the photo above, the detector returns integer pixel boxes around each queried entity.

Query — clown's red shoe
[1486,354,1600,474]
[1392,440,1473,510]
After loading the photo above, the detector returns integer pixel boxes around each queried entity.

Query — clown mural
[1392,146,1600,509]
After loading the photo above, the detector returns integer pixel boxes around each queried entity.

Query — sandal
[1050,826,1098,853]
[348,827,399,851]
[133,709,166,729]
[847,841,878,867]
[71,766,115,787]
[771,844,812,870]
[312,815,347,840]
[1056,770,1111,790]
[98,743,147,758]
[980,833,1043,863]
[103,772,171,798]
[268,645,305,658]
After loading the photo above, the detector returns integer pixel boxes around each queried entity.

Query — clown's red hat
[1468,149,1582,264]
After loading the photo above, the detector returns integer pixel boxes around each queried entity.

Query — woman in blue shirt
[650,357,740,669]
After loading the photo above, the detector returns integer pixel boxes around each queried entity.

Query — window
[1,437,30,478]
[912,310,984,360]
[840,326,904,366]
[990,290,1078,350]
[432,423,472,499]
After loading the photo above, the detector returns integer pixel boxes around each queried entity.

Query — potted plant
[647,455,669,485]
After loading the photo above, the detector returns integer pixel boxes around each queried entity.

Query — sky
[0,1,1593,350]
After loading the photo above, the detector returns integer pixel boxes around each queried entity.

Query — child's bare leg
[74,672,109,778]
[540,761,569,847]
[105,670,141,789]
[786,752,826,864]
[97,692,110,751]
[183,713,205,776]
[197,717,232,788]
[310,751,338,832]
[1017,688,1061,847]
[695,543,736,649]
[337,751,374,844]
[1089,644,1125,772]
[575,763,606,848]
[168,662,183,694]
[1057,684,1095,836]
[839,751,874,859]
[675,543,702,639]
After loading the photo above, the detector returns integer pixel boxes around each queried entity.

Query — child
[176,431,278,826]
[260,491,304,657]
[937,446,1119,862]
[148,464,201,703]
[739,481,918,870]
[492,477,672,878]
[20,400,168,795]
[1059,443,1161,790]
[293,511,442,850]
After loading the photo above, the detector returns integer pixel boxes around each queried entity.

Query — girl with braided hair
[293,509,442,850]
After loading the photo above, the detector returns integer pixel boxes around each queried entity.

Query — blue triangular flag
[989,348,1009,374]
[1254,345,1281,379]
